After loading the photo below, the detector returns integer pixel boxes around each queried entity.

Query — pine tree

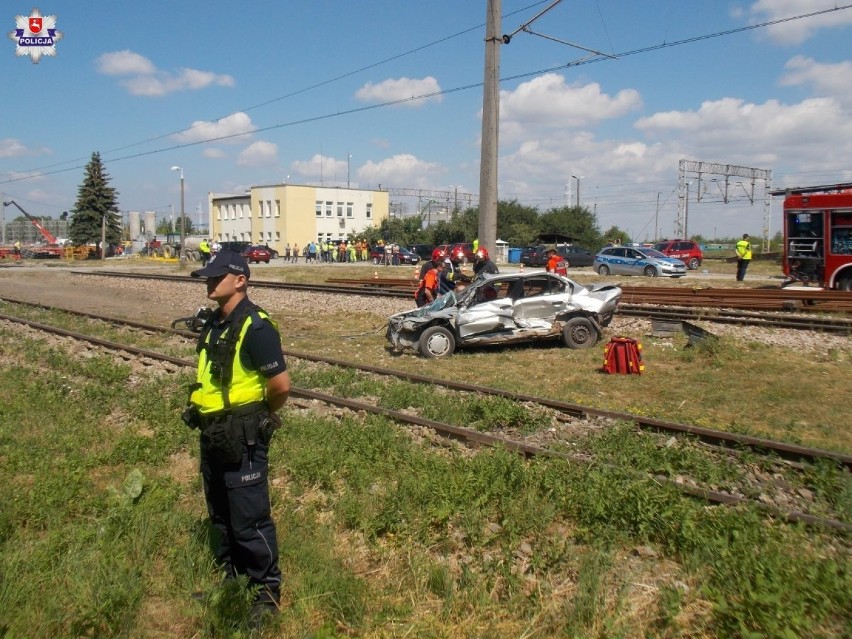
[69,152,122,246]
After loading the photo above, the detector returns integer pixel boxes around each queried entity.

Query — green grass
[1,290,850,638]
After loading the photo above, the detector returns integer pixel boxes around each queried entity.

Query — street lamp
[347,153,352,189]
[170,166,184,257]
[571,175,581,208]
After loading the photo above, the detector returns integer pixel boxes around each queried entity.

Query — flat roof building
[208,184,389,250]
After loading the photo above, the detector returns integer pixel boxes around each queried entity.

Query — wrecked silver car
[387,271,622,358]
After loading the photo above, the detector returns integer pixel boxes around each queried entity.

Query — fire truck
[770,183,852,290]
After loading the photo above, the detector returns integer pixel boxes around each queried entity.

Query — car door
[623,248,648,275]
[564,246,593,267]
[457,278,518,338]
[512,274,569,327]
[603,247,628,274]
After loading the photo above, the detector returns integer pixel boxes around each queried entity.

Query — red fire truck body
[772,183,852,290]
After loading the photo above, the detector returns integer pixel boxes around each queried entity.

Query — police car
[593,246,687,278]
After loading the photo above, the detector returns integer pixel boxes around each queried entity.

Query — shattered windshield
[411,290,457,316]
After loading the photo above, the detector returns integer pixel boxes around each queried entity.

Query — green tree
[539,205,603,249]
[602,225,630,246]
[431,207,478,244]
[361,215,425,248]
[496,200,540,245]
[69,152,122,246]
[155,216,195,237]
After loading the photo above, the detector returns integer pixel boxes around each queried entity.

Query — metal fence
[2,219,70,243]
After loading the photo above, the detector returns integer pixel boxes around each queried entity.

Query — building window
[337,203,344,217]
[244,203,251,219]
[325,201,333,217]
[215,206,221,221]
[265,200,272,218]
[366,203,372,219]
[346,202,353,218]
[274,200,280,217]
[316,201,322,217]
[275,231,280,241]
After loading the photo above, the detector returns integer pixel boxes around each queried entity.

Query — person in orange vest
[545,248,567,276]
[415,260,446,307]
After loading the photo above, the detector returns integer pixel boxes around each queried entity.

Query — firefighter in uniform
[183,249,290,624]
[415,259,445,307]
[545,248,567,276]
[472,247,499,277]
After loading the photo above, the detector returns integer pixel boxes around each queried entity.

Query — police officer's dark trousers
[199,419,281,603]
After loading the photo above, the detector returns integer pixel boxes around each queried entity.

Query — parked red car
[653,239,703,270]
[242,245,271,264]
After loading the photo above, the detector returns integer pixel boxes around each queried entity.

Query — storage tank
[128,211,141,241]
[143,211,157,239]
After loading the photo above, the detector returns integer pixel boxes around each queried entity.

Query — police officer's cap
[191,250,251,279]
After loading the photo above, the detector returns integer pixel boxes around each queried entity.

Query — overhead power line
[2,3,850,187]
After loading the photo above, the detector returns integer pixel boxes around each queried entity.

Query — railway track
[76,271,852,334]
[1,299,849,533]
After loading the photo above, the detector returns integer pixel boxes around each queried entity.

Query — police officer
[198,238,211,266]
[735,233,752,281]
[185,249,290,624]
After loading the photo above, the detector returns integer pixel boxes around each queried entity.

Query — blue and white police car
[593,246,687,278]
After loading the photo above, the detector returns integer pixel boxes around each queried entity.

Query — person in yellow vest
[184,249,290,626]
[472,238,479,254]
[198,238,211,266]
[735,233,752,281]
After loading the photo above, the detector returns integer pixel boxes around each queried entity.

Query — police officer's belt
[197,401,268,429]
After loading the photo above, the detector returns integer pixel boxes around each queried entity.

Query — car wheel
[597,265,610,276]
[372,257,380,265]
[643,265,658,277]
[418,326,455,358]
[563,260,571,268]
[687,257,700,270]
[836,274,852,291]
[561,317,598,349]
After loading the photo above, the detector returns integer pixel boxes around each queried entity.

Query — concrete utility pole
[477,0,501,254]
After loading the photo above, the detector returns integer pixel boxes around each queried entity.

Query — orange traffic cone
[374,271,379,279]
[519,262,524,272]
[413,265,419,279]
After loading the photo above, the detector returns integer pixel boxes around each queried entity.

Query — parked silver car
[593,246,687,278]
[386,271,622,358]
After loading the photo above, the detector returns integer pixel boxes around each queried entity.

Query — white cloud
[95,50,234,96]
[746,0,852,45]
[499,74,642,143]
[0,138,31,158]
[237,141,278,167]
[203,148,226,159]
[355,76,442,107]
[779,55,852,105]
[290,154,348,180]
[95,50,156,75]
[172,112,257,144]
[357,154,445,189]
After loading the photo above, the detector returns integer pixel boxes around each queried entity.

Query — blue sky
[2,0,852,241]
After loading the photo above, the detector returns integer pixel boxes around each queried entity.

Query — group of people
[414,246,498,307]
